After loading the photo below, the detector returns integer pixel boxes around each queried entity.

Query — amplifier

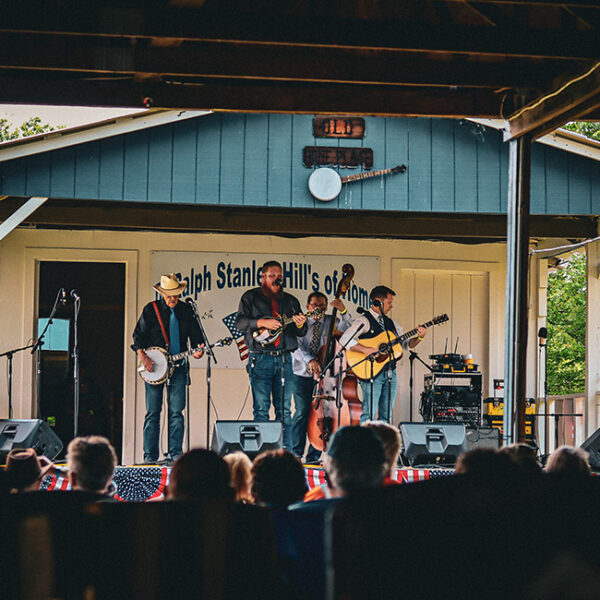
[432,406,480,424]
[483,398,536,441]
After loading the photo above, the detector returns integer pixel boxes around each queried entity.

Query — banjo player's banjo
[308,164,406,202]
[138,338,232,385]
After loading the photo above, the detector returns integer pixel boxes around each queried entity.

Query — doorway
[38,262,125,461]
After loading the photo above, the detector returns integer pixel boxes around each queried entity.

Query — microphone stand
[0,342,35,418]
[31,288,64,420]
[313,324,365,433]
[72,293,81,438]
[539,341,549,456]
[409,350,433,423]
[186,298,216,448]
[378,311,395,424]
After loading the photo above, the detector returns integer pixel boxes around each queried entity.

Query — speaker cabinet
[399,422,467,467]
[211,421,283,459]
[581,428,600,470]
[0,419,63,462]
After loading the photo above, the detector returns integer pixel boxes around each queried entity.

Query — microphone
[59,289,68,305]
[70,289,80,301]
[538,327,548,347]
[372,298,381,308]
[274,278,283,287]
[356,307,368,315]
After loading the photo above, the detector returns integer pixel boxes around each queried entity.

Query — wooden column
[503,135,532,445]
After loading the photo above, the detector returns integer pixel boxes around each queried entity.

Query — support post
[503,135,532,445]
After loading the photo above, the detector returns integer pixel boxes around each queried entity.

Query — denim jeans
[248,353,293,449]
[291,374,322,462]
[143,366,187,461]
[359,367,398,424]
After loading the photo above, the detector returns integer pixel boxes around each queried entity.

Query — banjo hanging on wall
[308,164,407,202]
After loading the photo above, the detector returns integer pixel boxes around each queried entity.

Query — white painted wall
[0,228,550,463]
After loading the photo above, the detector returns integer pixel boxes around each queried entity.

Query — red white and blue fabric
[222,312,249,361]
[39,464,454,502]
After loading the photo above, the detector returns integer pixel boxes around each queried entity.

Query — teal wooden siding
[1,113,600,215]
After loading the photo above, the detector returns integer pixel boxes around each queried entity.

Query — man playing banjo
[132,274,204,464]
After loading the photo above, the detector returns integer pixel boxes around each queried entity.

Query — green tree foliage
[563,121,600,142]
[0,116,57,142]
[546,252,586,395]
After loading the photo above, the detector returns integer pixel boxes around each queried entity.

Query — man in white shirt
[291,291,352,463]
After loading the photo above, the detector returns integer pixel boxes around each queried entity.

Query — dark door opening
[38,262,125,462]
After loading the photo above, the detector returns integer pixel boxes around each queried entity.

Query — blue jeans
[143,366,187,461]
[248,353,293,449]
[360,367,398,424]
[291,375,322,462]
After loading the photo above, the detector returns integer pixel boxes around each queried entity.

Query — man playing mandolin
[132,274,205,464]
[339,285,426,424]
[236,260,307,449]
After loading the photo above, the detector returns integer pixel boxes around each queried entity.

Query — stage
[41,464,454,501]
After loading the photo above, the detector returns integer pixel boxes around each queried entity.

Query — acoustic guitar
[345,314,449,380]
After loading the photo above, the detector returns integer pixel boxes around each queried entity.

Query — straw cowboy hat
[153,273,187,296]
[5,447,54,490]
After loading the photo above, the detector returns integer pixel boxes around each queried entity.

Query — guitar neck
[341,167,393,184]
[392,316,440,345]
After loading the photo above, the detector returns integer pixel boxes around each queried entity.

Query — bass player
[339,285,426,424]
[236,260,307,449]
[132,274,205,464]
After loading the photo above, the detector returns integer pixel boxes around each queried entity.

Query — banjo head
[308,168,342,201]
[138,346,169,385]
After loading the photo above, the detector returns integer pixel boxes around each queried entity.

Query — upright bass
[307,264,361,452]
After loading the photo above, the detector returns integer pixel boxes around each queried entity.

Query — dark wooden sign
[303,146,374,169]
[313,116,365,138]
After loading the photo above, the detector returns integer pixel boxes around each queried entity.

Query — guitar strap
[152,301,170,352]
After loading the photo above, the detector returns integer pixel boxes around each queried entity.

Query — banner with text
[151,252,380,369]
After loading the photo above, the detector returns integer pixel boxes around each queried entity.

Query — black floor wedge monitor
[211,421,283,459]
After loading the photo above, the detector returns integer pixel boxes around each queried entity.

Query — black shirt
[236,287,307,352]
[131,298,204,353]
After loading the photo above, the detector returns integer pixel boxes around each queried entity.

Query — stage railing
[538,393,585,453]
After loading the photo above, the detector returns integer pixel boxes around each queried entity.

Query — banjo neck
[341,167,393,184]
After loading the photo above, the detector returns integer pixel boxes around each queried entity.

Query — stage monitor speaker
[399,422,467,467]
[211,421,283,459]
[466,426,501,451]
[581,428,600,471]
[0,419,63,462]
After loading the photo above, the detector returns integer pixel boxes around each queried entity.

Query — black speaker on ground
[399,422,467,467]
[0,419,63,462]
[581,428,600,471]
[466,426,501,451]
[211,421,283,459]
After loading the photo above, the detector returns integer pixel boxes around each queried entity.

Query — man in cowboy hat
[5,447,55,493]
[132,273,205,464]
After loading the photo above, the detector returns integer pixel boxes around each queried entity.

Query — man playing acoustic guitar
[339,285,426,424]
[132,274,205,464]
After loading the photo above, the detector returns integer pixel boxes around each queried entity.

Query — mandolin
[253,308,324,347]
[346,314,449,380]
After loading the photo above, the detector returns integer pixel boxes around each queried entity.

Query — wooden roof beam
[0,197,596,241]
[1,7,599,60]
[0,76,508,118]
[0,33,573,90]
[505,62,600,140]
